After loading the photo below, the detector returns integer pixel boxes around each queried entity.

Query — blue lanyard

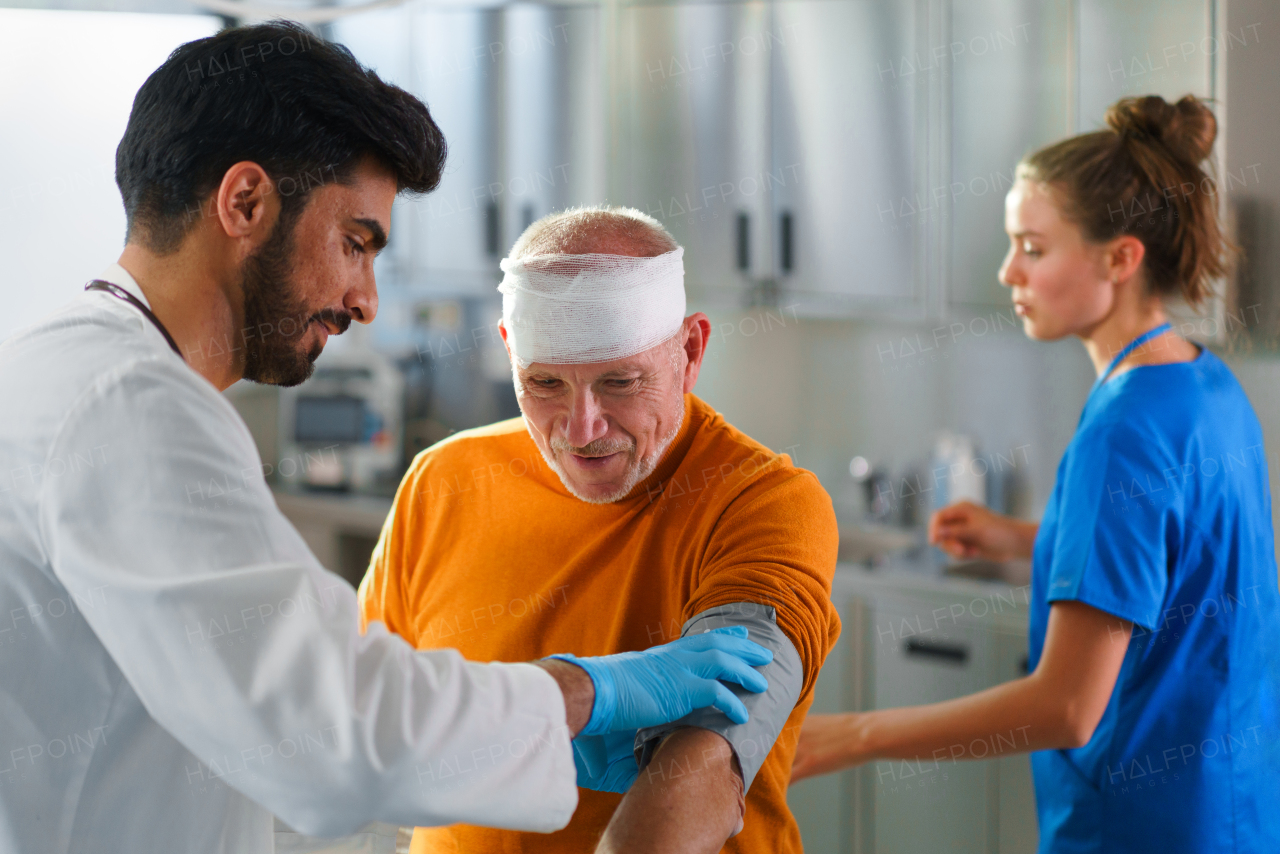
[1089,322,1172,397]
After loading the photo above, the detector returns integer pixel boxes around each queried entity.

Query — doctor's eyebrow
[352,217,389,252]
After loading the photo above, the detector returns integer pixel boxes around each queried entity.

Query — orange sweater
[359,394,840,854]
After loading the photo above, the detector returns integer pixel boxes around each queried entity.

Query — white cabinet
[405,9,506,293]
[992,628,1039,854]
[946,0,1217,308]
[769,0,920,314]
[613,0,923,313]
[335,4,606,297]
[787,590,869,854]
[1075,0,1215,132]
[335,0,1221,315]
[871,598,997,854]
[614,0,1219,316]
[614,0,773,302]
[946,0,1074,306]
[788,567,1038,854]
[502,5,606,243]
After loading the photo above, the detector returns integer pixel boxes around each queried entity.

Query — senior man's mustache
[551,437,636,458]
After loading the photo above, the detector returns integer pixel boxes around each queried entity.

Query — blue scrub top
[1029,347,1280,854]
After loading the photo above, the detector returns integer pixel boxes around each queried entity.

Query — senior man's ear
[498,320,513,361]
[682,313,712,393]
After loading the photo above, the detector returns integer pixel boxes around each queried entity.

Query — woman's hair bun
[1105,94,1217,164]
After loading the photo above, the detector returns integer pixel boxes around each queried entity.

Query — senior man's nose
[562,388,610,448]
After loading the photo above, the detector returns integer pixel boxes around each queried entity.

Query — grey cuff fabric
[633,602,803,792]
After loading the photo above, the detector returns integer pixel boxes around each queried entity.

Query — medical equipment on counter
[277,340,403,494]
[930,432,985,509]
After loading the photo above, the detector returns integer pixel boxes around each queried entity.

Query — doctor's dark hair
[116,21,446,254]
[1017,94,1231,307]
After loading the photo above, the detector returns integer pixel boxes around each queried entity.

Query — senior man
[359,206,841,854]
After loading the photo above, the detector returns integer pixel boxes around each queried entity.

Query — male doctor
[0,22,772,854]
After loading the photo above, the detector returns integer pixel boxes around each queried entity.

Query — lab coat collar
[96,262,152,309]
[91,261,188,364]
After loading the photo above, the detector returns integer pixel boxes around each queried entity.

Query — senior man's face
[505,314,711,504]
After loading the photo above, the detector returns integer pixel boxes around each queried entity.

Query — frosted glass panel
[0,9,219,343]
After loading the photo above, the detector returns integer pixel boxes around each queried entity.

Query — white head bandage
[498,248,686,365]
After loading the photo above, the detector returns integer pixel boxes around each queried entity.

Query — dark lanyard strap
[1090,321,1173,396]
[85,280,184,361]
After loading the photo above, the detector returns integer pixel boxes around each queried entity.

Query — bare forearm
[850,672,1078,767]
[533,658,593,737]
[794,602,1132,783]
[852,602,1130,762]
[790,679,1066,785]
[596,728,744,854]
[1012,520,1040,559]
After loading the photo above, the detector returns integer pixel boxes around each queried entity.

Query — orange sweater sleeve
[357,454,425,644]
[684,465,841,695]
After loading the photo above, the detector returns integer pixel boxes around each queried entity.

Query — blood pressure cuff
[633,602,802,792]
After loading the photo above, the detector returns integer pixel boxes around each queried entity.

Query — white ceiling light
[197,0,412,23]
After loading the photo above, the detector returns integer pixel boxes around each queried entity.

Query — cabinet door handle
[736,212,750,271]
[485,201,501,257]
[904,637,969,664]
[779,210,794,273]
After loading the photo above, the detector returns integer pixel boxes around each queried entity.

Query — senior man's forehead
[520,355,657,378]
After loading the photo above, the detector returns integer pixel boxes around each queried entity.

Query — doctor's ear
[1103,234,1147,288]
[213,161,279,244]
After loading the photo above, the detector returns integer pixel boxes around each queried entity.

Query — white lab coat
[0,265,577,853]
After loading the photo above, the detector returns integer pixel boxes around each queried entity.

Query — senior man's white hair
[508,205,679,260]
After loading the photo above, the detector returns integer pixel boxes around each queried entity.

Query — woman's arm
[791,601,1132,782]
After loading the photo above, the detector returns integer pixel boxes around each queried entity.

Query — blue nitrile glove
[573,729,640,793]
[550,626,772,737]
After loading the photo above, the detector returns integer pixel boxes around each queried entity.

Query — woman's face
[998,179,1115,341]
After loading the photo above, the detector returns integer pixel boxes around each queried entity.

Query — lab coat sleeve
[36,360,578,838]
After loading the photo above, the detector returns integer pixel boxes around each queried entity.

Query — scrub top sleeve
[36,361,578,837]
[1044,419,1178,630]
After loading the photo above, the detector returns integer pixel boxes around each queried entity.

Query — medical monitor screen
[295,395,365,444]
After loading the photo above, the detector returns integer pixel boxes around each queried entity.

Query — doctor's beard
[240,210,351,387]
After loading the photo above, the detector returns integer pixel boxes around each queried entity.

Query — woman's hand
[927,501,1038,561]
[790,713,864,784]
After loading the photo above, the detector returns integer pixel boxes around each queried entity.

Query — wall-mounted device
[277,343,404,495]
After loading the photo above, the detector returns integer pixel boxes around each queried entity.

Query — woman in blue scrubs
[792,94,1279,852]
